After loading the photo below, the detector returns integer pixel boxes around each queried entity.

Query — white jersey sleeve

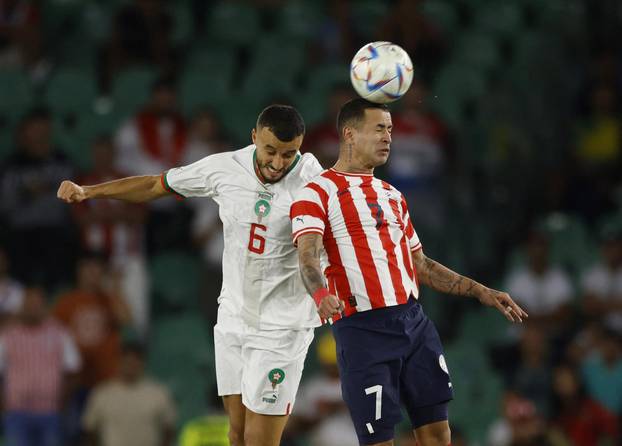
[163,153,223,198]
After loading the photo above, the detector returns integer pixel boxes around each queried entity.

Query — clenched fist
[57,180,88,203]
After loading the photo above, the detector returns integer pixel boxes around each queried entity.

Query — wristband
[312,287,330,307]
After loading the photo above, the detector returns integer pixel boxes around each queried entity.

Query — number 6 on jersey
[248,223,267,254]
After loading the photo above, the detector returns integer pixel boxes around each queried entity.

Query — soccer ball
[350,41,414,104]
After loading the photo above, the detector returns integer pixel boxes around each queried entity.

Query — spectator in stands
[509,324,552,416]
[550,363,618,446]
[0,107,78,292]
[114,76,191,254]
[0,244,24,326]
[0,0,46,77]
[301,84,355,168]
[53,252,132,443]
[115,76,187,175]
[581,326,622,416]
[54,252,131,389]
[73,136,148,338]
[376,0,446,80]
[569,83,621,222]
[182,107,228,165]
[98,0,178,93]
[487,391,554,446]
[285,331,358,446]
[581,225,622,333]
[386,82,451,234]
[83,341,176,446]
[504,230,574,335]
[0,287,81,446]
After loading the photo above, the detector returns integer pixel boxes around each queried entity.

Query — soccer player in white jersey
[291,99,529,446]
[57,105,324,446]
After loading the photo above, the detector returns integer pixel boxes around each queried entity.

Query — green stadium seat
[451,31,500,72]
[207,2,260,47]
[44,69,97,115]
[351,0,390,37]
[186,45,237,77]
[430,64,487,129]
[0,69,33,114]
[180,70,231,117]
[444,341,503,443]
[473,2,523,38]
[111,67,157,115]
[219,94,263,145]
[305,63,350,95]
[421,0,459,36]
[148,313,214,426]
[171,3,193,45]
[149,252,202,312]
[457,308,510,347]
[277,0,322,39]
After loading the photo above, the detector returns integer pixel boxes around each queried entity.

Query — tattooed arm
[412,248,528,323]
[297,233,344,320]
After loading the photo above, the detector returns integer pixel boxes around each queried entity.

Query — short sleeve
[290,182,329,245]
[163,154,219,198]
[400,196,421,252]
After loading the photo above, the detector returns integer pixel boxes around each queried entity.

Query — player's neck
[332,158,374,175]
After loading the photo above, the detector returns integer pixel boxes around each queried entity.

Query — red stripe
[290,200,325,220]
[324,224,356,318]
[160,172,184,201]
[306,182,329,214]
[388,197,416,288]
[362,178,407,305]
[324,171,385,309]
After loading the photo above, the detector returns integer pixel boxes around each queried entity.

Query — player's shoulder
[296,152,324,181]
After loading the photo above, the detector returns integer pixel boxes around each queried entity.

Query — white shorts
[214,310,314,415]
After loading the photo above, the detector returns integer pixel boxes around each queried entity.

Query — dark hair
[256,104,305,142]
[336,98,389,140]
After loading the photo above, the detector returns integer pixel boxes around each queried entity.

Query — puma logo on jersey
[295,217,304,224]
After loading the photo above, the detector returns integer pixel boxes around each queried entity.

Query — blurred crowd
[0,0,621,445]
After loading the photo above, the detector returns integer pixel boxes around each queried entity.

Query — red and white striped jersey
[290,169,422,321]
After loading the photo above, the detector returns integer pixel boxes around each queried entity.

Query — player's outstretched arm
[297,233,344,320]
[412,249,528,323]
[57,175,170,204]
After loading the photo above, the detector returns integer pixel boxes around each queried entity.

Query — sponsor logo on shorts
[439,354,449,374]
[268,368,285,389]
[262,389,279,404]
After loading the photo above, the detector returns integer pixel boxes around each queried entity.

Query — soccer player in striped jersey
[291,99,528,446]
[57,105,324,446]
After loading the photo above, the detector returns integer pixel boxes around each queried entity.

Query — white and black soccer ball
[350,41,414,104]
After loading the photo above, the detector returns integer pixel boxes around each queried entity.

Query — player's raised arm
[296,233,343,320]
[57,175,170,204]
[411,248,529,323]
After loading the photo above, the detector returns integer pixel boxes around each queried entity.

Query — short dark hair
[256,104,305,142]
[336,98,389,140]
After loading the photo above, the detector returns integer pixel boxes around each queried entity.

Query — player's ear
[342,126,354,144]
[251,128,257,145]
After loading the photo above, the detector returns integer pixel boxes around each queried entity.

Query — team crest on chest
[254,191,274,223]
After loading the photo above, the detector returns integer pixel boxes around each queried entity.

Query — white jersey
[164,145,323,330]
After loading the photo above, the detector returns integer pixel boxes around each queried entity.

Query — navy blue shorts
[332,298,453,445]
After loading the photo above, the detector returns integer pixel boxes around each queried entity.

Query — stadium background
[0,0,621,445]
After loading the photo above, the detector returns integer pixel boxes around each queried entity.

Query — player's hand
[57,180,88,203]
[317,294,344,320]
[477,288,528,323]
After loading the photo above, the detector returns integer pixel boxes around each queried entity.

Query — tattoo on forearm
[299,242,326,295]
[419,255,481,298]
